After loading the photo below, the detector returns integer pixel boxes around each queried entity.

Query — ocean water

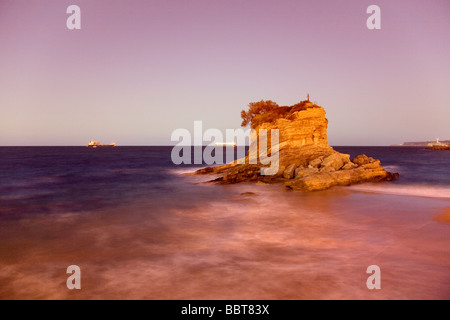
[0,146,448,299]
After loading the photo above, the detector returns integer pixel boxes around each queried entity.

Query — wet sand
[0,180,449,300]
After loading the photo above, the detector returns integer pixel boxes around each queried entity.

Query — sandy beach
[1,168,448,299]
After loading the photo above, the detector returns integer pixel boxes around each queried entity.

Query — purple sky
[0,0,449,146]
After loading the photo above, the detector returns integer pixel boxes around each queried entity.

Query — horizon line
[0,144,421,147]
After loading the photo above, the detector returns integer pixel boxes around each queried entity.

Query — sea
[0,146,448,299]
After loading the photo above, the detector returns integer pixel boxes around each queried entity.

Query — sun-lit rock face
[259,105,329,149]
[247,104,333,170]
[196,102,399,191]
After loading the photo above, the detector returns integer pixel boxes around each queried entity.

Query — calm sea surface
[0,146,448,299]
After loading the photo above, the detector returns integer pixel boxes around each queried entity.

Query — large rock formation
[196,101,399,191]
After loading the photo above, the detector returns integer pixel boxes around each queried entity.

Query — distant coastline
[392,140,450,147]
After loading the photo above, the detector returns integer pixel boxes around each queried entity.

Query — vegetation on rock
[241,99,319,128]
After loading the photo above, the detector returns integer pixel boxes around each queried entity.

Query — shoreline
[1,174,449,299]
[184,166,449,201]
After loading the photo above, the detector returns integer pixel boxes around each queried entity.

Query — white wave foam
[347,183,450,199]
[383,165,402,171]
[0,176,60,190]
[168,167,200,175]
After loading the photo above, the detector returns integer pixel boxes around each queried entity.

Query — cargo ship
[87,141,116,148]
[214,142,237,147]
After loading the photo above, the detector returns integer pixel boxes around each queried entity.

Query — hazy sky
[0,0,449,146]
